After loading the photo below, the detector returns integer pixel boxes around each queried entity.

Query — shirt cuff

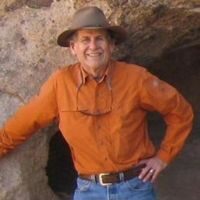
[156,149,173,164]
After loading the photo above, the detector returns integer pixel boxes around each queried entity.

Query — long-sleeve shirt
[0,61,193,174]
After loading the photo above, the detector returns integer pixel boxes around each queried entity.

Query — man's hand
[138,156,167,183]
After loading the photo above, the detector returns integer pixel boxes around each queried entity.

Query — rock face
[0,0,199,200]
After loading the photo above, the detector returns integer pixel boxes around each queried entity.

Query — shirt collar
[78,61,113,85]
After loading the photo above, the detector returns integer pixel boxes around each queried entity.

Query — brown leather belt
[79,164,146,186]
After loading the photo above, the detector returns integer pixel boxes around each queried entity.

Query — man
[0,6,193,200]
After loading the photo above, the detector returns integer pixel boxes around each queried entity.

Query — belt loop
[91,175,96,182]
[119,172,124,181]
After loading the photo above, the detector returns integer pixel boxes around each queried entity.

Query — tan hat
[57,6,127,47]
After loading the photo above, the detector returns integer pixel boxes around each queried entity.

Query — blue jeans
[73,177,156,200]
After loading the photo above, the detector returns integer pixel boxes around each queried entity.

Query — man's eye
[97,37,104,41]
[80,38,89,43]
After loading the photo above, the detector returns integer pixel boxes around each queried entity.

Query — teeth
[88,53,100,56]
[86,52,101,57]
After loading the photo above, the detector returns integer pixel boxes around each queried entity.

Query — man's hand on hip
[138,156,167,183]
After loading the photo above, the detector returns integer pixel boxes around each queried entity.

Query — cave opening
[46,131,77,200]
[149,45,200,114]
[148,45,200,143]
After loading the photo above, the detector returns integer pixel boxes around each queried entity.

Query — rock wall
[0,0,199,199]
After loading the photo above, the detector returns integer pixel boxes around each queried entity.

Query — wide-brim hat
[57,6,127,47]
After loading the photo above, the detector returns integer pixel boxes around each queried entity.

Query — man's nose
[89,39,98,49]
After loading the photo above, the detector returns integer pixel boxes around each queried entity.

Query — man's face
[70,29,115,71]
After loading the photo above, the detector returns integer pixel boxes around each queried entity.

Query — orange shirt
[0,61,193,174]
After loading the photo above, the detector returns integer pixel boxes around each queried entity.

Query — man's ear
[69,41,76,56]
[110,42,115,54]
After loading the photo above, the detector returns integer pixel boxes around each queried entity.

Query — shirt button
[97,125,101,129]
[96,110,100,114]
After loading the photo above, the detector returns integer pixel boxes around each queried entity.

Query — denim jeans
[73,177,156,200]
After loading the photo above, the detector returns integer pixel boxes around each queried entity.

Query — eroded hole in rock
[148,44,200,143]
[149,45,200,113]
[46,131,77,199]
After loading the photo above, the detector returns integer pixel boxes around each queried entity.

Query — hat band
[71,22,109,30]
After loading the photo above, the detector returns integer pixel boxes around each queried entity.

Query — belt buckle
[99,173,112,186]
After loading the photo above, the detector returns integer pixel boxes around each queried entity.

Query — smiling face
[70,29,115,75]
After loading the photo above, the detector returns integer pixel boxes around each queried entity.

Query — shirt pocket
[58,99,79,134]
[58,95,77,112]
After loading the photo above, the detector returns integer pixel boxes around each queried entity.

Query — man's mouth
[86,52,102,58]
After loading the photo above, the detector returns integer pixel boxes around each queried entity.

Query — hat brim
[57,26,127,47]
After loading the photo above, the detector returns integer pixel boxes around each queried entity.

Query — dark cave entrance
[46,131,77,199]
[149,45,200,113]
[148,45,200,142]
